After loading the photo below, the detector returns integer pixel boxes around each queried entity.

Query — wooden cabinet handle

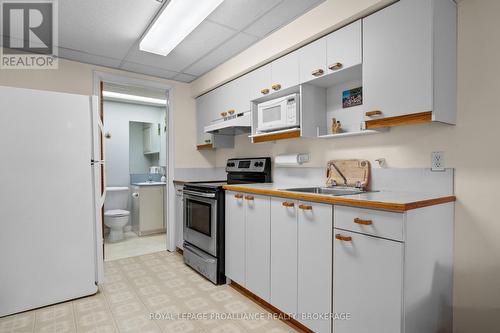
[354,218,373,225]
[221,111,228,117]
[365,110,382,117]
[335,234,352,242]
[244,195,254,201]
[261,88,270,95]
[228,109,235,115]
[234,194,243,199]
[328,62,343,70]
[282,201,295,207]
[271,84,282,91]
[299,204,312,210]
[311,69,324,77]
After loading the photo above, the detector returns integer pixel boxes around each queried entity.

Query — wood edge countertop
[222,185,456,212]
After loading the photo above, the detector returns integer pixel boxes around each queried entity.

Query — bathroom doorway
[93,73,174,265]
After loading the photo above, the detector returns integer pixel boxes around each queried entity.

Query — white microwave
[256,93,300,133]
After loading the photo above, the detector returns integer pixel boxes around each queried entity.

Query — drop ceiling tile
[208,0,282,31]
[173,73,197,83]
[185,33,258,77]
[244,0,325,38]
[58,47,123,68]
[123,20,237,72]
[120,61,179,80]
[58,0,161,60]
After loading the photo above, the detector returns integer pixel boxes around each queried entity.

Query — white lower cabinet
[333,229,403,333]
[270,198,298,314]
[225,192,246,285]
[245,194,271,301]
[297,202,333,333]
[225,192,271,301]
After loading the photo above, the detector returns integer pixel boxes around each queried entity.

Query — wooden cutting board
[326,159,370,189]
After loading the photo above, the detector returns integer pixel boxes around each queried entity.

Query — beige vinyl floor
[104,231,167,261]
[0,251,298,333]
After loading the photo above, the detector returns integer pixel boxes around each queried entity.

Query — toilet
[104,187,130,242]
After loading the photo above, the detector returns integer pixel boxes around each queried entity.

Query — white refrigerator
[0,86,104,317]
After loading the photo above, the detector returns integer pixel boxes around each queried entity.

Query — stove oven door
[183,191,218,257]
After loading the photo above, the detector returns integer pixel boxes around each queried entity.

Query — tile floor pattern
[0,251,299,333]
[104,232,167,261]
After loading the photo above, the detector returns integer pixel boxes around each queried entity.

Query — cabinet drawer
[334,206,404,241]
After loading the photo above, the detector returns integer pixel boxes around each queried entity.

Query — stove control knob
[254,162,259,167]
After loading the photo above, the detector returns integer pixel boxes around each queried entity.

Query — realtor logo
[1,0,58,69]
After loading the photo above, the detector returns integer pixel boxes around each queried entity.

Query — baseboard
[229,281,313,333]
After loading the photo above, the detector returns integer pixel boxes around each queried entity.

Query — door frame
[92,71,176,271]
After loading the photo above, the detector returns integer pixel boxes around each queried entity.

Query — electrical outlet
[431,151,445,171]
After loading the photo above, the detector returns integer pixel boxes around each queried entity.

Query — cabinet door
[245,194,271,301]
[143,125,152,153]
[226,75,251,115]
[326,20,362,74]
[271,51,299,93]
[297,202,332,333]
[363,0,433,118]
[299,37,327,84]
[248,63,272,101]
[270,197,298,314]
[225,192,246,286]
[333,229,403,333]
[139,186,164,233]
[196,94,213,146]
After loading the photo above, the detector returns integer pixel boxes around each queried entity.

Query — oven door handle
[183,190,216,198]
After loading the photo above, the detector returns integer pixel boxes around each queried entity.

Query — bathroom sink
[281,187,368,196]
[132,181,166,186]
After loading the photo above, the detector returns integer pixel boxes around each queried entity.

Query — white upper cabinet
[299,37,327,84]
[196,94,214,146]
[221,75,251,119]
[333,229,403,333]
[326,20,362,73]
[270,51,299,93]
[363,0,457,123]
[249,63,272,101]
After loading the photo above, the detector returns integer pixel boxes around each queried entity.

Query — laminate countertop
[222,183,456,212]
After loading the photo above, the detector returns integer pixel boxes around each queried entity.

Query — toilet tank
[105,187,130,211]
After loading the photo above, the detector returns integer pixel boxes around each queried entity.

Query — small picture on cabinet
[342,87,362,108]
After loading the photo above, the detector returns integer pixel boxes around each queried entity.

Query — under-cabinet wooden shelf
[249,128,301,143]
[317,129,385,139]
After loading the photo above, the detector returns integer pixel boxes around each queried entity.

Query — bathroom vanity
[131,183,165,236]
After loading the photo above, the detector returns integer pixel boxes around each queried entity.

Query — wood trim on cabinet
[365,111,432,129]
[252,129,301,143]
[365,110,383,117]
[196,143,214,150]
[230,281,313,333]
[222,185,456,212]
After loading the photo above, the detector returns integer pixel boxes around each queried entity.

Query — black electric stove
[183,157,271,284]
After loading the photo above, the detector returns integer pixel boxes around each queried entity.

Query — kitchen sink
[281,187,368,196]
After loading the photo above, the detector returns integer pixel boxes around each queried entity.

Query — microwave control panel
[286,97,297,125]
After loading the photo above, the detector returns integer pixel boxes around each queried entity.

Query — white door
[270,198,298,314]
[225,191,246,285]
[0,86,98,317]
[299,37,327,83]
[297,201,332,333]
[333,229,403,333]
[245,194,271,301]
[326,20,362,74]
[248,63,272,101]
[363,0,433,118]
[271,51,299,93]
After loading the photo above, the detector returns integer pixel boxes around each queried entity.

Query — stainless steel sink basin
[281,187,367,196]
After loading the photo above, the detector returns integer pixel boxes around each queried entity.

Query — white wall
[104,101,163,186]
[191,0,500,331]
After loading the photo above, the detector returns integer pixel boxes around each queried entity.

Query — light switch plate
[431,151,445,171]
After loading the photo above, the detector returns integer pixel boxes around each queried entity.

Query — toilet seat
[104,209,130,217]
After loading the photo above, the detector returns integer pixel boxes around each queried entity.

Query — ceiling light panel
[140,0,224,56]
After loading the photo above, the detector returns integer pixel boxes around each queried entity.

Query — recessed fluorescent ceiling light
[102,91,166,106]
[140,0,224,56]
